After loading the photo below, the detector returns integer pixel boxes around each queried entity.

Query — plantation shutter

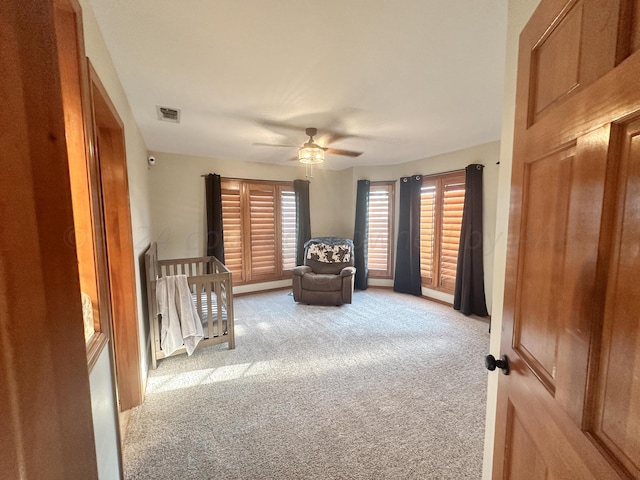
[221,180,244,282]
[280,187,296,271]
[220,178,295,284]
[418,171,466,294]
[420,180,437,286]
[367,184,392,275]
[248,183,277,280]
[439,173,466,292]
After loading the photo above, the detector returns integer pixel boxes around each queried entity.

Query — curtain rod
[433,164,483,175]
[403,164,484,179]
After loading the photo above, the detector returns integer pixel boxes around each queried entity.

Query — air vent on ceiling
[156,105,181,124]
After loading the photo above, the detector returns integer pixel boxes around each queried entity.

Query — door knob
[485,354,510,375]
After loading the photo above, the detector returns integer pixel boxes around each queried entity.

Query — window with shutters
[419,171,465,294]
[220,178,296,285]
[367,181,395,278]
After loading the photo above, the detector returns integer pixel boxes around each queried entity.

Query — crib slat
[205,280,213,339]
[195,281,203,335]
[215,280,223,337]
[225,278,234,348]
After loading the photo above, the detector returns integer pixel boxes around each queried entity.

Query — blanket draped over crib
[144,242,235,368]
[156,274,204,356]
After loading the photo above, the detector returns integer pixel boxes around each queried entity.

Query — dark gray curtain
[454,164,488,316]
[294,179,311,266]
[353,180,370,290]
[205,173,225,263]
[393,175,422,296]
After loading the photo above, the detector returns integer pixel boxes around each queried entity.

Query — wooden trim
[53,0,115,371]
[233,286,293,297]
[423,284,457,295]
[89,62,143,411]
[368,273,395,280]
[420,294,453,308]
[86,332,109,372]
[420,169,466,181]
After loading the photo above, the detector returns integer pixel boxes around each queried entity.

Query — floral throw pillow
[307,243,351,263]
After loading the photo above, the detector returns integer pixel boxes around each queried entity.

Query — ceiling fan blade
[323,147,363,157]
[253,142,298,148]
[320,131,355,145]
[259,119,369,142]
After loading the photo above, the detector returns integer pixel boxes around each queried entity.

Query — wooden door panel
[590,117,640,478]
[577,0,621,86]
[514,127,611,425]
[502,370,621,480]
[528,0,622,126]
[530,2,582,119]
[505,406,549,480]
[621,0,640,58]
[632,2,640,55]
[516,146,574,390]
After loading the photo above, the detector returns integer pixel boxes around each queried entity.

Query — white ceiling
[89,0,508,170]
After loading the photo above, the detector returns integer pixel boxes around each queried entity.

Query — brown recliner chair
[292,237,356,305]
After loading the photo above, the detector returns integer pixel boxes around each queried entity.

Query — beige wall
[150,141,500,309]
[481,1,541,479]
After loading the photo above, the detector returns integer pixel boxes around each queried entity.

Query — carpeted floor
[123,288,489,479]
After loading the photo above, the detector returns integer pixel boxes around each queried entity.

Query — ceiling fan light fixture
[298,128,325,164]
[298,144,325,164]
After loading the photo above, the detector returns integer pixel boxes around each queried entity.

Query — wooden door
[493,0,640,478]
[0,0,98,477]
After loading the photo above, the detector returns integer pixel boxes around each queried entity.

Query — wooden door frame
[88,61,144,411]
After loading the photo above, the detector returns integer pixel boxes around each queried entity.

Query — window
[367,181,395,278]
[420,171,465,294]
[221,178,296,284]
[281,188,297,271]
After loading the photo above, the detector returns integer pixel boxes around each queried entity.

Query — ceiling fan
[254,127,364,161]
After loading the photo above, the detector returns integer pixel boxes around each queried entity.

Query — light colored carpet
[123,288,489,479]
